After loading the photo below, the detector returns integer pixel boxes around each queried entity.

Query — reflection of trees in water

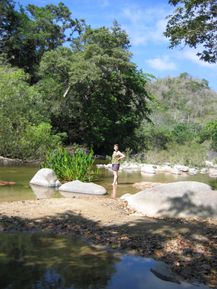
[0,233,119,289]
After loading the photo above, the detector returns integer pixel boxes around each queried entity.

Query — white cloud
[120,5,170,46]
[183,50,217,68]
[147,56,177,71]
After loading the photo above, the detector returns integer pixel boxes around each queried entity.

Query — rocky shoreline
[97,161,217,178]
[1,154,217,178]
[0,156,40,166]
[0,197,216,288]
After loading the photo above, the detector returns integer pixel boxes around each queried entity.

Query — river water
[0,166,216,202]
[0,232,209,289]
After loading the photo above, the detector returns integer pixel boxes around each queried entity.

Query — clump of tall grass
[42,147,98,182]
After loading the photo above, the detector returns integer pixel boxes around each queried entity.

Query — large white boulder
[121,181,217,219]
[59,180,107,195]
[30,168,61,187]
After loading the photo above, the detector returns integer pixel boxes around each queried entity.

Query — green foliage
[1,0,215,164]
[200,120,217,150]
[171,123,201,144]
[134,73,217,164]
[165,0,217,63]
[0,0,85,81]
[136,124,173,150]
[0,63,62,159]
[123,148,133,162]
[149,73,217,123]
[19,123,64,160]
[39,23,153,153]
[43,147,98,181]
[145,141,208,167]
[136,121,202,152]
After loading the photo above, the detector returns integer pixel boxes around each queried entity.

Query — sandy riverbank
[0,195,217,288]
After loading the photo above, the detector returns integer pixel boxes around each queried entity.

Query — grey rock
[171,168,181,175]
[59,180,106,195]
[0,156,22,166]
[174,165,189,172]
[200,168,208,174]
[188,168,199,175]
[121,181,217,219]
[156,165,173,174]
[30,168,61,187]
[121,162,141,171]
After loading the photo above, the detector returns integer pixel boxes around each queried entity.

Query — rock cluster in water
[97,161,217,178]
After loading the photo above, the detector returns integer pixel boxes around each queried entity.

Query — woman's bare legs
[111,183,117,198]
[112,171,118,185]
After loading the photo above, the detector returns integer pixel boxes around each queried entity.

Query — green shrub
[171,123,201,144]
[0,63,61,160]
[200,120,217,150]
[144,141,208,167]
[42,147,98,182]
[20,123,65,160]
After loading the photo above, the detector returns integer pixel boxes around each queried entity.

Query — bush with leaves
[200,120,217,150]
[145,141,208,167]
[42,147,98,181]
[0,63,63,159]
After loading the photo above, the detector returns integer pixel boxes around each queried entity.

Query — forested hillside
[150,73,217,124]
[135,74,217,165]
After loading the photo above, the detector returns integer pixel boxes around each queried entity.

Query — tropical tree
[38,23,153,153]
[0,0,85,81]
[0,62,62,159]
[165,0,217,63]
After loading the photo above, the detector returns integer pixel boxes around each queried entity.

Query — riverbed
[0,166,216,202]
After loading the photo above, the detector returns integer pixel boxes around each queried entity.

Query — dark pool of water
[0,233,209,289]
[0,166,216,202]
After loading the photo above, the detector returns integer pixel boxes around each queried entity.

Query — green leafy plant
[200,120,217,150]
[144,141,208,167]
[42,147,98,182]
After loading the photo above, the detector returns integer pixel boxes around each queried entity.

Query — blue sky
[20,0,217,91]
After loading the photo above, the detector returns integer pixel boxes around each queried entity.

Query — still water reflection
[0,233,209,289]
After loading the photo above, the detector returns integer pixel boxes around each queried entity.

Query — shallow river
[0,233,209,289]
[0,166,216,202]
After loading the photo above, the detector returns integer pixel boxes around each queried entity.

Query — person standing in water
[112,144,125,185]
